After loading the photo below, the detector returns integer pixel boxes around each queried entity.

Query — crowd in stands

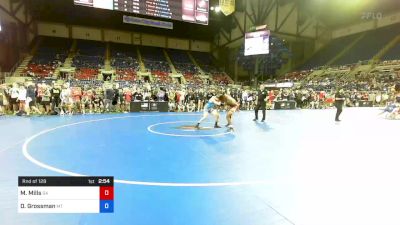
[18,37,234,86]
[276,59,400,110]
[335,24,400,66]
[111,44,140,71]
[140,47,171,74]
[110,44,140,82]
[115,68,137,82]
[1,58,399,116]
[191,51,215,73]
[212,73,233,85]
[190,51,233,85]
[25,64,58,79]
[24,37,70,78]
[6,30,399,116]
[183,73,203,85]
[72,55,104,69]
[169,49,199,74]
[299,23,400,71]
[74,68,99,80]
[71,40,106,80]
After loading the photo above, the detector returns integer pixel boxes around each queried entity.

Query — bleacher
[73,55,104,69]
[382,43,400,61]
[299,33,361,70]
[110,43,139,81]
[287,22,400,82]
[110,43,139,70]
[72,40,105,79]
[168,49,202,84]
[190,51,233,84]
[140,46,171,73]
[24,36,71,78]
[14,36,234,85]
[191,51,218,74]
[140,46,172,83]
[211,73,233,85]
[334,23,400,65]
[168,49,199,74]
[284,70,312,81]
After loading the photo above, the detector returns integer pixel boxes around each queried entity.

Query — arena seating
[168,49,199,74]
[299,33,361,70]
[290,23,400,83]
[299,23,398,69]
[284,58,400,84]
[115,68,137,81]
[75,40,106,56]
[110,43,140,70]
[168,49,203,84]
[191,51,219,74]
[183,73,203,85]
[335,23,400,65]
[72,40,105,69]
[18,37,234,84]
[211,72,233,85]
[140,46,171,74]
[74,68,99,80]
[139,46,171,83]
[110,43,139,82]
[382,43,400,61]
[152,70,172,84]
[72,40,105,79]
[190,51,233,84]
[24,36,71,78]
[72,55,104,69]
[24,64,57,78]
[284,70,312,81]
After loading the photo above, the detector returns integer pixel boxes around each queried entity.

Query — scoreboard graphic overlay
[18,177,114,213]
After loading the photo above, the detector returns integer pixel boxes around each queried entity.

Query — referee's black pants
[255,103,266,120]
[335,104,343,121]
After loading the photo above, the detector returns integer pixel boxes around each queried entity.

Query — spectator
[17,85,27,115]
[0,84,6,115]
[9,83,19,113]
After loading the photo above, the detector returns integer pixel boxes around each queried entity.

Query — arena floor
[1,108,399,225]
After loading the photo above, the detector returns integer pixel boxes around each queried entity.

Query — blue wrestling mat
[1,108,400,225]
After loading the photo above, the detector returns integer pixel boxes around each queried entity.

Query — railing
[9,57,25,76]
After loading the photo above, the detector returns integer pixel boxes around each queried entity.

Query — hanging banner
[219,0,235,16]
[123,15,173,30]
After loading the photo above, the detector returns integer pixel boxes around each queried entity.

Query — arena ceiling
[26,0,224,41]
[19,0,400,42]
[295,0,400,28]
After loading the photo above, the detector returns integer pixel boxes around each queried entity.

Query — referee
[334,89,345,122]
[254,84,267,122]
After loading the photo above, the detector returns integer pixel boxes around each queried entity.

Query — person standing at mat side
[254,85,267,122]
[195,95,222,129]
[334,89,345,122]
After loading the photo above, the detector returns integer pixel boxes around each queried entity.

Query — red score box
[100,186,114,200]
